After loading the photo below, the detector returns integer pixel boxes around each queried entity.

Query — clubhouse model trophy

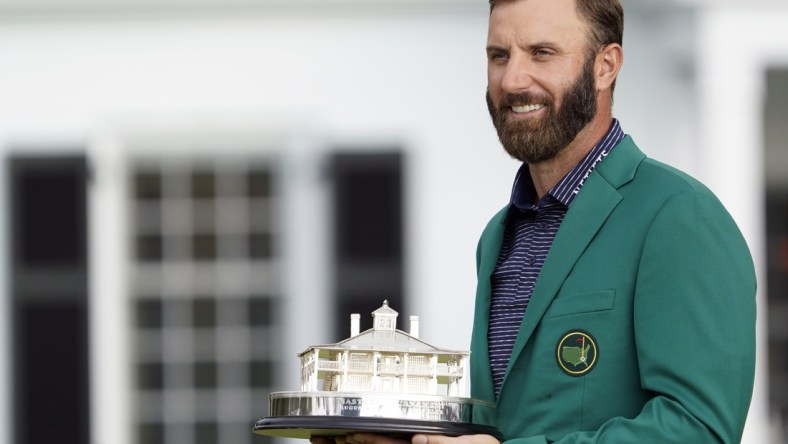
[253,301,500,439]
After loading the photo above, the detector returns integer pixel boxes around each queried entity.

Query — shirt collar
[510,119,625,210]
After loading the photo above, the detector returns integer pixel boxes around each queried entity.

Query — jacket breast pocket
[546,290,616,318]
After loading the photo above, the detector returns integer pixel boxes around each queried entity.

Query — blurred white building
[0,0,785,443]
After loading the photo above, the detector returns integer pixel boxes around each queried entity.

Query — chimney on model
[409,315,420,339]
[350,313,361,337]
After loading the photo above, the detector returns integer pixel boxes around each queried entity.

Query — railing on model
[315,360,463,376]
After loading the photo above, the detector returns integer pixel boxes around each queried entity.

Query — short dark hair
[489,0,624,51]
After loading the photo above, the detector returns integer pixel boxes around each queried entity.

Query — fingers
[410,434,501,444]
[309,435,352,444]
[312,432,500,444]
[345,433,410,444]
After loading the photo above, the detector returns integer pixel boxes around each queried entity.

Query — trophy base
[253,416,502,440]
[253,391,501,440]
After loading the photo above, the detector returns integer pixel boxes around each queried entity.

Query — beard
[486,54,598,164]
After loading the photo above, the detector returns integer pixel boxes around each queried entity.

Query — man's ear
[595,43,623,92]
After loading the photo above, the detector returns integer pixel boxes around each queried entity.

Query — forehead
[488,0,589,47]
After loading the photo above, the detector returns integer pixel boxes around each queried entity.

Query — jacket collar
[497,135,646,394]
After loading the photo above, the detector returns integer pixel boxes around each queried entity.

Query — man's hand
[310,433,500,444]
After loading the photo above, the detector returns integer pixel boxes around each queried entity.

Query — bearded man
[468,0,755,443]
[316,0,756,443]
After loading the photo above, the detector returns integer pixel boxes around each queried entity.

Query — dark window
[193,297,217,328]
[193,234,217,260]
[248,168,273,198]
[191,169,216,199]
[249,233,273,259]
[248,297,273,327]
[137,422,165,444]
[195,421,219,444]
[137,234,164,261]
[194,362,218,389]
[134,171,162,200]
[329,151,405,340]
[765,68,788,442]
[129,158,281,443]
[10,155,90,444]
[12,158,88,267]
[138,362,165,390]
[137,298,164,329]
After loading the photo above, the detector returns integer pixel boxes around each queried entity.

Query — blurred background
[0,0,785,443]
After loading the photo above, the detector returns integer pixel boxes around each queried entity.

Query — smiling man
[471,0,755,442]
[317,0,757,443]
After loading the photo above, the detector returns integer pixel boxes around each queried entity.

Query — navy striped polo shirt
[488,119,625,398]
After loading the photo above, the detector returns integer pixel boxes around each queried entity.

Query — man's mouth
[511,104,546,113]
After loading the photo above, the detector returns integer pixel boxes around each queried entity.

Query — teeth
[512,104,545,113]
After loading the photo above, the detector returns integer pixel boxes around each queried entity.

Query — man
[319,0,756,442]
[468,0,755,442]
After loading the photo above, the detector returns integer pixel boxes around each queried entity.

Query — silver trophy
[253,301,500,439]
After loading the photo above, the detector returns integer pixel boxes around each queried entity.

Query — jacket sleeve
[506,189,756,444]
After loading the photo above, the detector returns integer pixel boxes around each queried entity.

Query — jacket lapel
[500,136,645,385]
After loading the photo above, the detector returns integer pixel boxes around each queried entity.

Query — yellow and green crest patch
[556,330,598,377]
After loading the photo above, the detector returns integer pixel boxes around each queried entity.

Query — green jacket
[470,136,756,443]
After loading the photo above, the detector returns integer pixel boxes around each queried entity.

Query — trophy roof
[371,300,398,317]
[298,301,469,357]
[298,328,469,356]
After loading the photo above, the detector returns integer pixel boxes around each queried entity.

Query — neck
[529,114,613,200]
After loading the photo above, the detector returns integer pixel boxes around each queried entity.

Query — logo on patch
[556,330,598,377]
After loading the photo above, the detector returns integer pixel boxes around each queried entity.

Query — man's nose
[500,56,536,93]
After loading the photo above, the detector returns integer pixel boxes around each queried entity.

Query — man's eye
[534,49,553,57]
[489,51,508,61]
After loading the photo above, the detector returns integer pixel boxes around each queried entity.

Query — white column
[305,351,310,391]
[373,352,380,391]
[282,136,332,394]
[461,355,470,397]
[300,356,306,391]
[430,355,438,394]
[403,353,409,393]
[311,349,320,391]
[89,132,131,444]
[446,358,457,397]
[342,351,349,391]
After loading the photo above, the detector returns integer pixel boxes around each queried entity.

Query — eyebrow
[486,44,507,54]
[524,41,562,51]
[486,40,562,54]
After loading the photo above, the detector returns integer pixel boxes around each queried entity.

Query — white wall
[0,7,504,444]
[615,4,699,173]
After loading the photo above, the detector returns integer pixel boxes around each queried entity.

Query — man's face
[486,0,598,164]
